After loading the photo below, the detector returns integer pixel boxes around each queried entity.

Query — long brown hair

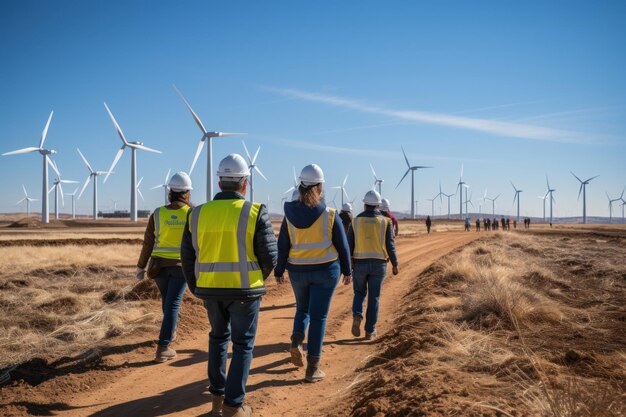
[168,190,193,208]
[299,184,322,208]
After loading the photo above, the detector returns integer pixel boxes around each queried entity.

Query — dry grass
[346,231,626,417]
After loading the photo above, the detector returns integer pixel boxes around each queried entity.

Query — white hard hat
[291,189,300,201]
[363,190,382,206]
[380,198,390,211]
[342,203,352,212]
[168,171,193,192]
[217,153,250,179]
[298,164,325,186]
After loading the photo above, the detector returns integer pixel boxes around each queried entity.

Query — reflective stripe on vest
[287,207,339,265]
[152,205,190,260]
[190,199,263,289]
[353,215,388,260]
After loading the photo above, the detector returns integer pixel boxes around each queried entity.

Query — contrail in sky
[261,86,595,144]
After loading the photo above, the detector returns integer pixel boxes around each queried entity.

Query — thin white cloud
[261,86,595,144]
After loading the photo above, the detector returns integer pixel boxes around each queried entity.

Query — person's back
[380,199,399,237]
[339,210,352,236]
[181,154,277,417]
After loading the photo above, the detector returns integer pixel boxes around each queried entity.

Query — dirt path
[57,231,479,417]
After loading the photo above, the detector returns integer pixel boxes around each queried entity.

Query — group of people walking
[136,154,399,417]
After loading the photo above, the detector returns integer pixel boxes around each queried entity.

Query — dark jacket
[381,210,399,236]
[180,191,278,300]
[274,200,351,277]
[339,210,352,235]
[347,209,398,268]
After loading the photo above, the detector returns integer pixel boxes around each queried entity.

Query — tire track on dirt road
[59,231,479,417]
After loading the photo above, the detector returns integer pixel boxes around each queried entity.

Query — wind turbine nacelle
[41,149,57,155]
[131,141,144,146]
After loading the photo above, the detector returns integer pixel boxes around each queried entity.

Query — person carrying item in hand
[135,172,193,363]
[274,163,352,383]
[348,190,399,340]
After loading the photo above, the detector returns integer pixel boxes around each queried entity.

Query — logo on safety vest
[171,215,178,219]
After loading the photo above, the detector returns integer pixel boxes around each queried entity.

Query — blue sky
[1,1,625,219]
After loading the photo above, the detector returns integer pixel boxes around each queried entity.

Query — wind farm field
[0,219,624,416]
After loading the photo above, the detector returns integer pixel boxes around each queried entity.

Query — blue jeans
[204,297,261,407]
[352,260,387,334]
[154,266,187,346]
[289,263,340,359]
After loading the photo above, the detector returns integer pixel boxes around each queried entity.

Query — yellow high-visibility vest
[287,207,339,265]
[152,205,191,260]
[353,214,389,261]
[189,199,263,290]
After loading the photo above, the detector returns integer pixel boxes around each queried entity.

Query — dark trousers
[204,297,261,407]
[154,267,187,346]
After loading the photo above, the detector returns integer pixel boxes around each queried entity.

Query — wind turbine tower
[396,146,432,220]
[545,176,556,225]
[485,193,501,217]
[103,103,162,222]
[173,85,245,201]
[606,188,623,224]
[571,172,598,224]
[511,182,523,222]
[17,185,38,218]
[48,160,78,220]
[2,111,56,224]
[332,175,350,207]
[65,187,79,219]
[456,164,468,219]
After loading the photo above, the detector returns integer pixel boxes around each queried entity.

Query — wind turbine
[571,172,599,224]
[511,182,523,222]
[16,185,38,218]
[370,163,384,195]
[438,182,455,219]
[173,85,245,201]
[136,177,145,209]
[151,168,171,205]
[606,188,624,224]
[2,111,56,224]
[48,160,78,220]
[545,175,556,225]
[65,187,79,219]
[332,175,350,207]
[103,102,162,223]
[242,141,268,203]
[456,164,469,219]
[621,198,626,224]
[77,148,112,220]
[485,193,501,217]
[427,196,437,217]
[283,167,299,195]
[396,146,432,220]
[464,191,474,217]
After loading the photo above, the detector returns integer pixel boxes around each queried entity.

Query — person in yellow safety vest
[135,171,193,363]
[348,190,399,340]
[274,164,352,383]
[180,154,277,417]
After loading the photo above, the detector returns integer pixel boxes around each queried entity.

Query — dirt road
[58,231,478,417]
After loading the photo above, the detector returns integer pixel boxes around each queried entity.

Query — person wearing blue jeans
[204,298,261,410]
[348,190,399,340]
[154,267,187,346]
[275,164,352,383]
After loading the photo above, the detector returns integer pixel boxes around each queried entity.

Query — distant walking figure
[425,215,432,234]
[501,218,506,230]
[512,220,516,229]
[475,218,480,232]
[464,217,471,232]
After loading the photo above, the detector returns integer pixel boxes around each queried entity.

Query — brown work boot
[209,394,224,416]
[222,404,252,417]
[351,315,362,337]
[289,334,305,367]
[305,356,326,383]
[365,330,377,340]
[154,345,176,363]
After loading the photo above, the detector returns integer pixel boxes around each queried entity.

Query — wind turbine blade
[59,183,65,206]
[151,184,164,190]
[343,188,350,201]
[16,198,26,205]
[292,167,298,184]
[2,147,40,156]
[39,111,54,149]
[173,84,208,134]
[189,140,205,175]
[570,171,583,183]
[137,177,144,188]
[60,179,79,184]
[252,147,261,165]
[283,186,295,194]
[218,132,246,137]
[77,148,94,173]
[401,146,411,168]
[129,143,162,154]
[77,175,91,199]
[105,147,125,183]
[241,141,253,163]
[48,185,54,195]
[164,168,171,184]
[48,158,61,177]
[585,175,599,183]
[578,184,583,200]
[510,181,517,191]
[395,169,410,189]
[460,163,464,179]
[22,185,27,197]
[137,189,145,201]
[370,163,377,179]
[546,175,550,190]
[103,102,129,145]
[343,175,349,187]
[254,166,268,181]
